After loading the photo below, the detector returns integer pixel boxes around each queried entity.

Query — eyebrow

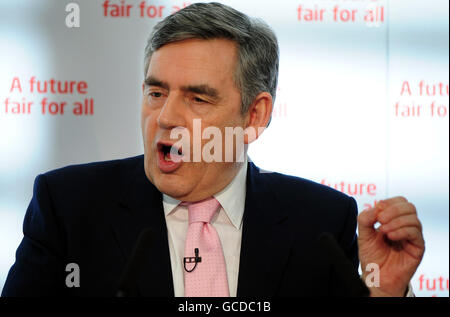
[144,76,220,101]
[181,84,220,101]
[144,76,169,90]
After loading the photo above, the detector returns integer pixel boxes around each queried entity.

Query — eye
[150,92,163,98]
[193,96,207,103]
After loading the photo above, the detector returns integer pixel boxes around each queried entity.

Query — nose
[157,93,185,129]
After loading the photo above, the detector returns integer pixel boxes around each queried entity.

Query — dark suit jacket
[2,155,360,297]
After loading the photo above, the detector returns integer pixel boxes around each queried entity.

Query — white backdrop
[0,0,448,296]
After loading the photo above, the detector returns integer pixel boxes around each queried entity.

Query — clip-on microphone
[184,248,202,272]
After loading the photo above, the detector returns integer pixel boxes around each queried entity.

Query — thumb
[357,207,378,242]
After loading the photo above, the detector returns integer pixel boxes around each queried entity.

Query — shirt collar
[162,157,248,230]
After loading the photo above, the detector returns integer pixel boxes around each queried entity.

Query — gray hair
[144,2,279,115]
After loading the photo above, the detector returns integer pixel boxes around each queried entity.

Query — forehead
[147,38,238,87]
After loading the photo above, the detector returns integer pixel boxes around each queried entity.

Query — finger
[379,214,422,233]
[377,202,417,225]
[357,207,377,241]
[386,226,424,245]
[378,196,408,207]
[385,227,425,260]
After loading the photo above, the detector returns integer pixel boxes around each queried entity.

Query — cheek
[222,111,246,130]
[141,109,158,143]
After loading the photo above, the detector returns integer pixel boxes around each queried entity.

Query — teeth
[164,154,172,162]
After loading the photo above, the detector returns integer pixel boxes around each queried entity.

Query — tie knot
[183,197,220,224]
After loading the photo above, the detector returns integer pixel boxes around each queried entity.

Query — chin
[152,172,190,199]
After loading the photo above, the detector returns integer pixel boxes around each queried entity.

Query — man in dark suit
[2,2,424,297]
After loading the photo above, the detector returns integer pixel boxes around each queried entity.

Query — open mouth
[157,142,183,162]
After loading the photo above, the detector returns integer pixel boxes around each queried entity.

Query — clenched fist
[357,196,425,297]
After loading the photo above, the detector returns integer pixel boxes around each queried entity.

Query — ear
[244,92,273,144]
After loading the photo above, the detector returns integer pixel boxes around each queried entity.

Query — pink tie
[183,197,229,297]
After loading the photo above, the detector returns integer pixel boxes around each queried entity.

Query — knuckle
[407,202,417,214]
[415,218,423,231]
[377,212,387,223]
[389,205,399,216]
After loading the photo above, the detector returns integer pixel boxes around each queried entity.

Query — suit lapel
[237,162,293,297]
[109,156,174,297]
[109,157,292,297]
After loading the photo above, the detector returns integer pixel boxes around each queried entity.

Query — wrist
[368,286,408,297]
[361,273,408,297]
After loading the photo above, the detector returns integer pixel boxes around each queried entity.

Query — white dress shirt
[163,159,247,297]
